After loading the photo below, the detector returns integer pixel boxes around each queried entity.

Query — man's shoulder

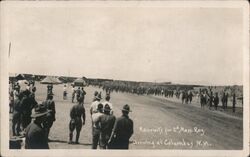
[27,123,43,134]
[101,114,115,119]
[71,104,78,110]
[116,116,125,122]
[118,115,133,122]
[91,101,100,107]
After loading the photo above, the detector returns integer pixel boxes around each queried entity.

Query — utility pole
[8,42,11,58]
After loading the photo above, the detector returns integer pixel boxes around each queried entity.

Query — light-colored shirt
[13,90,19,100]
[90,100,100,115]
[92,112,103,128]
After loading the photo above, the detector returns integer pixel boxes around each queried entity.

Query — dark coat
[99,114,116,146]
[25,122,49,149]
[111,114,133,149]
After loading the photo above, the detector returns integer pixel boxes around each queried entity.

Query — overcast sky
[6,5,244,85]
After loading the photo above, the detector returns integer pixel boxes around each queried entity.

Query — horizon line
[8,72,243,87]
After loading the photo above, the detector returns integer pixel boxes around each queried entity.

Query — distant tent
[15,74,25,81]
[73,78,86,87]
[40,76,62,85]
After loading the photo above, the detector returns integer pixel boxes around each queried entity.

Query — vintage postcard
[0,1,249,157]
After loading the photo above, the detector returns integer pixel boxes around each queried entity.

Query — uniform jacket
[25,122,49,149]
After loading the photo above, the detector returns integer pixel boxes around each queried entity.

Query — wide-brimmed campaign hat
[97,103,104,111]
[122,104,132,112]
[104,104,111,112]
[95,93,102,100]
[31,104,49,118]
[94,91,98,96]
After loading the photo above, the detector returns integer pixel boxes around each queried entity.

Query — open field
[9,82,243,149]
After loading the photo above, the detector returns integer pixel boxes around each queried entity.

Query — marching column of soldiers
[198,88,238,111]
[95,81,240,112]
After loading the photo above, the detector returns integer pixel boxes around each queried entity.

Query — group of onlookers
[9,81,56,149]
[69,91,134,149]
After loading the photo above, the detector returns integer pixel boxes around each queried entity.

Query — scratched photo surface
[5,4,245,150]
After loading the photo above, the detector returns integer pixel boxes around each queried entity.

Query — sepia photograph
[0,1,249,157]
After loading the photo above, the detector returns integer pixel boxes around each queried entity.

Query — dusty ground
[9,82,243,149]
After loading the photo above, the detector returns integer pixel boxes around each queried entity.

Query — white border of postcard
[0,1,249,157]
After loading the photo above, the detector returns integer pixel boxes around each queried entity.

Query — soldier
[213,93,219,110]
[108,104,133,149]
[232,93,236,113]
[181,91,186,104]
[47,84,53,99]
[68,96,86,144]
[208,92,214,110]
[20,90,32,130]
[93,91,99,102]
[91,103,104,149]
[71,85,76,103]
[80,87,86,103]
[9,89,14,113]
[225,93,229,109]
[25,104,49,149]
[63,84,67,100]
[188,91,193,104]
[99,104,116,149]
[90,92,102,115]
[43,93,56,141]
[76,87,81,102]
[102,94,113,114]
[12,92,23,136]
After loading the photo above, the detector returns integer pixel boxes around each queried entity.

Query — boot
[68,132,73,144]
[75,131,80,144]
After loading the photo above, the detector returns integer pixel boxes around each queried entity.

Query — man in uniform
[90,92,102,115]
[93,91,99,102]
[63,84,67,100]
[68,96,86,144]
[91,103,104,149]
[80,87,86,103]
[102,94,113,114]
[99,104,116,149]
[25,104,49,149]
[43,93,56,141]
[221,92,226,110]
[108,104,133,149]
[208,92,214,110]
[71,85,76,103]
[232,93,236,113]
[12,92,23,136]
[20,90,32,130]
[47,84,53,99]
[213,92,219,110]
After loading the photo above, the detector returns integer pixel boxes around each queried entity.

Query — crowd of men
[9,81,134,150]
[198,89,237,112]
[9,78,241,149]
[9,81,56,149]
[68,91,134,149]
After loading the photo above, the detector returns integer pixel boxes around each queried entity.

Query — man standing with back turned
[108,104,133,149]
[68,96,86,144]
